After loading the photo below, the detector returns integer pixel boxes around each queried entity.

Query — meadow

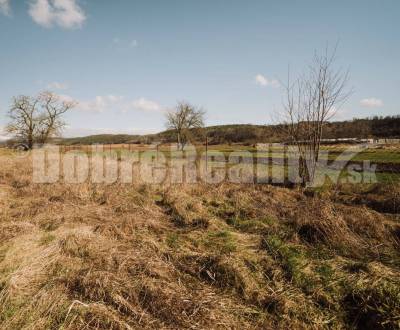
[0,145,399,329]
[56,143,400,184]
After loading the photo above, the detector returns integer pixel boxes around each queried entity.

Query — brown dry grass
[0,150,399,329]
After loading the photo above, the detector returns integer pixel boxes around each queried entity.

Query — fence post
[269,143,274,184]
[283,144,288,186]
[205,136,208,171]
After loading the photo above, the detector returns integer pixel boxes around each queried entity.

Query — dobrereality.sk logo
[31,144,377,186]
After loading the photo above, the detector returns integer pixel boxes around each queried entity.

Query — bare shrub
[279,46,351,186]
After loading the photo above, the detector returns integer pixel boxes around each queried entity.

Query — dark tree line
[6,114,397,147]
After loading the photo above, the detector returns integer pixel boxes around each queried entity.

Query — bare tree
[6,95,39,149]
[36,92,75,144]
[280,47,351,186]
[6,91,76,149]
[166,101,205,150]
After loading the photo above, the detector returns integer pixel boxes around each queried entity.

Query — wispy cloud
[58,94,163,114]
[0,0,10,15]
[47,81,69,90]
[29,0,86,29]
[75,95,124,113]
[255,74,280,88]
[131,98,163,112]
[113,37,138,49]
[360,98,384,108]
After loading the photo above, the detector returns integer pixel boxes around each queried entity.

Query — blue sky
[0,0,399,137]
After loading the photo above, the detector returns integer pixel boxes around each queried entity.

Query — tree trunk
[27,132,34,149]
[177,132,182,151]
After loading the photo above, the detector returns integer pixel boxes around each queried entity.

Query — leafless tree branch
[165,101,205,150]
[6,91,76,148]
[279,46,352,186]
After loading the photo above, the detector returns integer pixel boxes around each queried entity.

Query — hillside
[2,116,399,147]
[59,134,143,145]
[57,116,400,146]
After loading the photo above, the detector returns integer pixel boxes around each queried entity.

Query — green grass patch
[316,263,334,284]
[166,233,180,249]
[204,230,237,254]
[226,216,276,233]
[263,235,317,292]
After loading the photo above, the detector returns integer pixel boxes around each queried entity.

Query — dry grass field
[0,150,399,329]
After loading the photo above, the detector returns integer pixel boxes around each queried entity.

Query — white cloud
[113,37,138,49]
[255,74,280,88]
[80,96,107,112]
[74,95,123,113]
[29,0,86,29]
[106,94,123,103]
[131,97,163,112]
[53,94,100,113]
[255,74,267,86]
[57,93,75,102]
[59,94,162,114]
[360,98,384,108]
[47,81,69,90]
[0,0,10,15]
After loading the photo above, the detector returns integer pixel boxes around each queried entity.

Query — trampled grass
[0,150,399,329]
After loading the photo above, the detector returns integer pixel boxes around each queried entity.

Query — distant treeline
[323,116,400,140]
[31,115,400,146]
[181,115,400,145]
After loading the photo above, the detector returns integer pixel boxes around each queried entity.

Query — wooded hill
[3,115,398,146]
[56,116,400,146]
